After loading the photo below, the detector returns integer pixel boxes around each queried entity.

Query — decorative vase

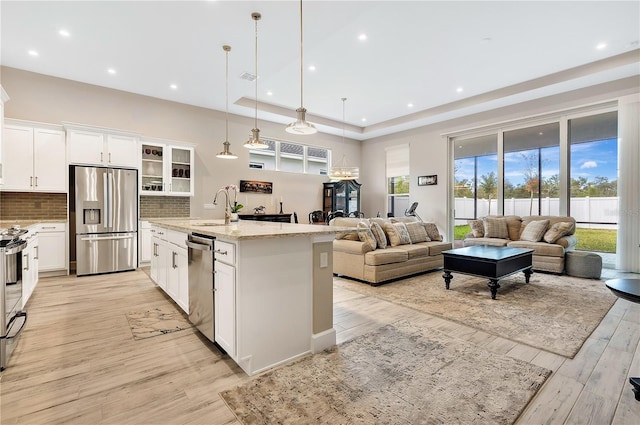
[230,213,239,222]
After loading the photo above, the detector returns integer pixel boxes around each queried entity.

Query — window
[454,134,498,224]
[386,145,410,217]
[248,138,328,175]
[503,122,560,216]
[569,111,618,232]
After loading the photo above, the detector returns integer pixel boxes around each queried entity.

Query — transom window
[248,137,328,175]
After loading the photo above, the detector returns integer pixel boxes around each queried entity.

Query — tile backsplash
[140,196,190,219]
[0,192,67,220]
[0,192,190,221]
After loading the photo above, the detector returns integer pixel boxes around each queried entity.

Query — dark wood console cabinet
[238,213,292,223]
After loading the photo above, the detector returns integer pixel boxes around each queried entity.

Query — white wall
[361,76,639,240]
[0,66,361,221]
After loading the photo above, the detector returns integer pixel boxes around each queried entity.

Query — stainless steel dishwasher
[186,233,215,342]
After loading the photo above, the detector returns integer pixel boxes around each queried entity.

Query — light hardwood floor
[1,268,638,424]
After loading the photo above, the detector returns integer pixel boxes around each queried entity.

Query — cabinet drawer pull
[30,176,33,187]
[41,226,57,229]
[35,176,38,187]
[214,249,228,255]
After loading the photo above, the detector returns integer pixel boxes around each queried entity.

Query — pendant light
[243,12,268,149]
[329,98,359,180]
[285,0,317,135]
[216,45,238,159]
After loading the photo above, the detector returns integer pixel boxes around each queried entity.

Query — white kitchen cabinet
[0,85,9,185]
[38,222,67,276]
[214,239,236,357]
[67,128,138,168]
[140,140,194,196]
[22,230,39,308]
[149,226,189,313]
[2,124,66,192]
[214,260,236,357]
[139,221,151,264]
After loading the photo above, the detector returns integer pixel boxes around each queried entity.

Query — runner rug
[335,271,616,358]
[125,307,191,340]
[220,320,550,425]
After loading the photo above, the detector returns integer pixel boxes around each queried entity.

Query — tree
[521,152,539,215]
[478,172,497,214]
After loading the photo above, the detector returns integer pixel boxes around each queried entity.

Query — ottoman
[565,251,602,279]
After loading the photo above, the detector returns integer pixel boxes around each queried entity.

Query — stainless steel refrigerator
[74,166,138,276]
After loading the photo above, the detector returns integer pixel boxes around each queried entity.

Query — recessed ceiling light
[28,50,39,57]
[170,84,178,90]
[308,65,316,71]
[107,68,117,75]
[58,29,70,37]
[266,90,273,96]
[456,87,464,93]
[596,42,607,50]
[361,118,367,122]
[407,103,414,108]
[358,34,367,41]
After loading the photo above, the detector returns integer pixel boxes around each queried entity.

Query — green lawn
[453,225,617,253]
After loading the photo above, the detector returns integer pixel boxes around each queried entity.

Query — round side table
[605,278,640,401]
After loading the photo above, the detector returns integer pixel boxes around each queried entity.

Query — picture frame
[239,179,273,193]
[418,175,437,186]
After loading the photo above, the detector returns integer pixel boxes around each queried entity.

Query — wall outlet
[320,252,328,268]
[204,203,216,210]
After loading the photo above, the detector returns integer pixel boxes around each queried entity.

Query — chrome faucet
[213,188,231,224]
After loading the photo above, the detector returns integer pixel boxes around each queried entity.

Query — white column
[616,94,640,272]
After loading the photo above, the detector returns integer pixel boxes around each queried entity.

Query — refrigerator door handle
[103,173,109,230]
[80,234,135,242]
[108,171,115,229]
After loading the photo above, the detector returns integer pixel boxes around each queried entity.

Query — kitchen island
[148,218,353,376]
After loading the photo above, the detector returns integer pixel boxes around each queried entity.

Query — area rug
[335,272,617,358]
[220,320,551,425]
[125,307,191,340]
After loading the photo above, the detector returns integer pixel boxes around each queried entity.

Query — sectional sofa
[329,216,452,285]
[463,215,578,273]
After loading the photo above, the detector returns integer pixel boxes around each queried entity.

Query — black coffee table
[442,246,534,299]
[605,278,640,401]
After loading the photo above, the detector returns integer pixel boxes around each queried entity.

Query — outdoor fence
[454,196,619,229]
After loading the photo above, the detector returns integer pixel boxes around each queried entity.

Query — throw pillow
[467,219,484,237]
[520,219,550,242]
[405,221,430,243]
[483,217,509,239]
[382,222,412,246]
[370,222,388,249]
[543,221,574,243]
[356,222,377,251]
[422,222,442,241]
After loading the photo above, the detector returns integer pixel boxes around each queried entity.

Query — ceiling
[1,1,639,140]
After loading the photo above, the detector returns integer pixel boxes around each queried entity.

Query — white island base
[234,234,336,375]
[149,219,345,376]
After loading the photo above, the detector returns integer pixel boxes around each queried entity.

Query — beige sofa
[329,217,452,285]
[463,215,578,273]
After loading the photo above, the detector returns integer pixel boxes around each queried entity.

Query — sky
[455,138,618,187]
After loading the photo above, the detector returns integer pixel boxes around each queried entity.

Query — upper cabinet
[66,127,139,168]
[140,139,194,196]
[2,122,66,192]
[0,85,8,185]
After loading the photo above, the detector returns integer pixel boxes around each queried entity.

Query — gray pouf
[565,251,602,279]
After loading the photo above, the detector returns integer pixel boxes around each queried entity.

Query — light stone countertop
[148,218,355,241]
[0,219,66,233]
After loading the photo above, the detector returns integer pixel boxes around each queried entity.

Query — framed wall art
[239,180,273,193]
[418,175,437,186]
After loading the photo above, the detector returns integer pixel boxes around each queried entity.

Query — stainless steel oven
[1,229,29,371]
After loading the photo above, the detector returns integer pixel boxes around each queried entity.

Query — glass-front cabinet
[141,141,194,196]
[323,180,361,217]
